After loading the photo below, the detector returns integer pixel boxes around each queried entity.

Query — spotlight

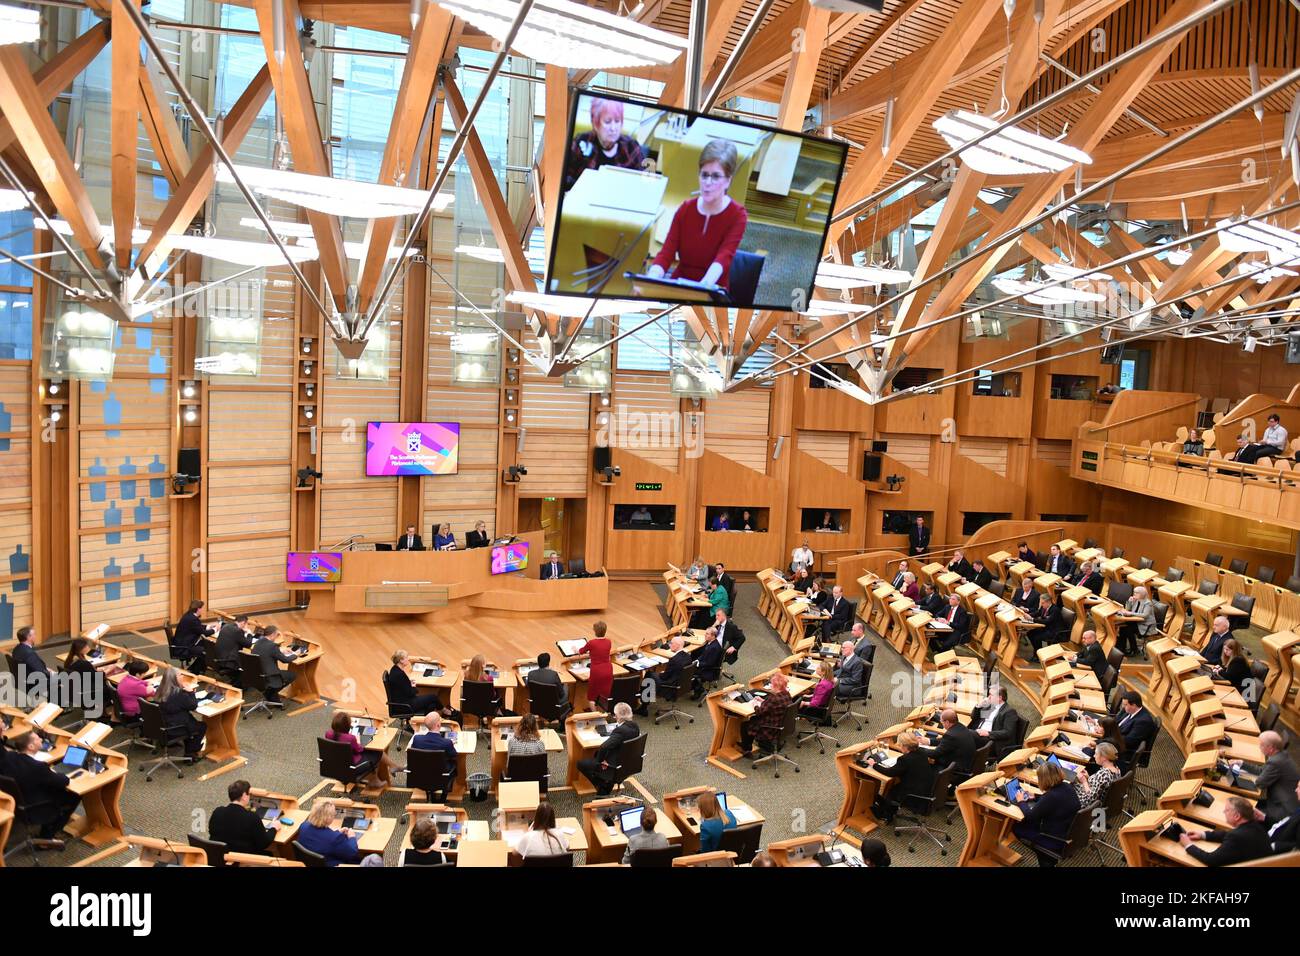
[181,381,197,398]
[503,464,527,483]
[600,394,610,407]
[183,406,198,423]
[303,362,313,375]
[506,410,516,424]
[305,384,314,397]
[48,380,61,396]
[302,338,313,353]
[49,405,62,422]
[171,473,199,495]
[304,405,315,419]
[296,466,322,487]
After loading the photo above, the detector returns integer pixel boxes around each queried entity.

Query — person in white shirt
[1241,414,1290,463]
[791,541,814,574]
[513,800,570,859]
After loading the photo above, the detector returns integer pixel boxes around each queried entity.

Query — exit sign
[635,482,663,492]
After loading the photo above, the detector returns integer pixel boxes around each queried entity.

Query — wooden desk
[490,717,564,791]
[956,771,1024,867]
[581,796,683,864]
[19,720,128,847]
[565,710,613,795]
[662,785,763,855]
[456,839,510,867]
[279,797,396,858]
[405,722,477,801]
[1119,809,1210,867]
[398,804,470,861]
[0,791,12,866]
[122,835,208,867]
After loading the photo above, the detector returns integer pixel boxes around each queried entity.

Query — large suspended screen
[546,91,848,312]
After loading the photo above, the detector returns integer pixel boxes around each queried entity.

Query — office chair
[629,844,683,867]
[894,761,956,854]
[1228,593,1255,631]
[1138,557,1154,570]
[239,656,284,719]
[1108,582,1133,606]
[459,680,499,734]
[750,705,800,778]
[1197,579,1218,596]
[1110,547,1125,559]
[523,679,571,729]
[1205,552,1224,567]
[1286,574,1300,594]
[606,673,641,714]
[519,850,573,867]
[317,737,372,797]
[1084,538,1098,549]
[164,620,203,675]
[1258,702,1280,732]
[946,741,993,825]
[502,751,550,796]
[653,660,697,730]
[1099,664,1119,698]
[567,558,586,576]
[291,840,328,867]
[138,699,189,781]
[1026,805,1095,867]
[1150,601,1170,647]
[794,698,841,754]
[0,774,56,865]
[717,824,763,865]
[1106,647,1125,675]
[403,747,454,802]
[720,627,746,682]
[1164,567,1184,582]
[1094,771,1135,859]
[107,686,149,750]
[728,251,765,306]
[380,669,416,748]
[1228,558,1248,575]
[606,733,648,798]
[1127,719,1162,806]
[188,833,228,866]
[831,661,872,731]
[1256,565,1276,584]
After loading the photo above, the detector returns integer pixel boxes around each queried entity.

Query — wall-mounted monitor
[491,541,529,575]
[286,551,342,584]
[546,91,848,311]
[366,422,460,476]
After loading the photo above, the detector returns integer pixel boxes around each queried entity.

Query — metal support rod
[0,244,90,297]
[133,263,265,319]
[684,0,708,114]
[571,305,682,364]
[741,64,1300,383]
[113,0,343,339]
[425,260,531,356]
[701,0,775,113]
[1039,54,1168,137]
[357,0,537,340]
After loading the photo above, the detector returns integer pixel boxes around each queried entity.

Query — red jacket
[651,198,748,287]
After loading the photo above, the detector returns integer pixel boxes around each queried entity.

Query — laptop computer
[618,805,645,836]
[54,745,90,775]
[374,543,393,551]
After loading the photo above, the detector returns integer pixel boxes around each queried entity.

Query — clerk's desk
[582,795,684,864]
[301,530,608,620]
[0,711,128,847]
[662,785,764,855]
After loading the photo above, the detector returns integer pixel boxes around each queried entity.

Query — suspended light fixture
[1162,247,1193,266]
[430,0,689,70]
[216,164,453,219]
[992,277,1106,305]
[0,187,30,212]
[1040,263,1090,282]
[1215,218,1300,261]
[34,218,151,247]
[295,236,417,260]
[239,216,314,238]
[932,109,1092,176]
[1239,262,1299,283]
[815,261,913,289]
[505,291,664,317]
[169,234,320,267]
[454,243,506,264]
[798,299,869,317]
[0,4,40,46]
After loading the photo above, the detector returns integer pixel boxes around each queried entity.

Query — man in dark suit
[1266,779,1300,852]
[1180,796,1273,865]
[1202,615,1232,665]
[5,730,80,845]
[1071,630,1107,685]
[11,626,48,695]
[540,553,566,580]
[890,561,910,590]
[396,524,425,551]
[835,639,868,696]
[1115,691,1156,756]
[409,711,460,787]
[821,585,854,640]
[691,627,725,698]
[1045,544,1073,579]
[920,583,945,616]
[850,623,875,663]
[1074,562,1104,594]
[576,703,640,795]
[1011,579,1040,615]
[930,594,970,652]
[174,599,211,674]
[713,563,736,610]
[1016,542,1036,566]
[526,651,569,709]
[215,614,255,684]
[645,635,692,710]
[946,549,973,580]
[968,686,1019,759]
[209,779,276,855]
[925,709,976,773]
[1255,731,1300,824]
[250,626,298,703]
[714,609,745,666]
[969,559,994,591]
[908,516,930,556]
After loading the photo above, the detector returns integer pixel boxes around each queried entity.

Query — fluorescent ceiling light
[34,218,150,246]
[216,165,453,219]
[1215,218,1300,260]
[239,217,314,238]
[432,0,688,69]
[992,277,1106,305]
[815,261,912,289]
[506,291,664,317]
[0,187,30,212]
[933,109,1092,176]
[0,5,39,46]
[170,234,320,266]
[799,299,868,317]
[1161,248,1192,266]
[454,244,506,264]
[295,236,416,260]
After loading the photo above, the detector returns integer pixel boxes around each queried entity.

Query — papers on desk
[415,663,444,677]
[1060,746,1091,762]
[928,619,953,631]
[28,702,59,727]
[569,665,591,680]
[556,639,586,657]
[731,804,757,825]
[517,664,536,678]
[623,656,659,672]
[1173,647,1201,657]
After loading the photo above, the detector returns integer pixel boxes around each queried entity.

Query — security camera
[601,465,621,480]
[504,464,528,483]
[296,466,322,488]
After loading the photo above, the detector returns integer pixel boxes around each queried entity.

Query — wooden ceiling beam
[659,0,747,109]
[831,0,925,96]
[711,5,863,103]
[111,0,142,272]
[137,56,191,188]
[0,22,109,155]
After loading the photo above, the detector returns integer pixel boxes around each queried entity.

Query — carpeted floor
[6,580,1249,867]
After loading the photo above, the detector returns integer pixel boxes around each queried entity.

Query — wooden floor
[269,580,672,713]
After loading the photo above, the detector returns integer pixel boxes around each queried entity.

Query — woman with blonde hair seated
[294,800,361,866]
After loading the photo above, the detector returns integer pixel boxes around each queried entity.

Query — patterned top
[563,132,647,191]
[751,689,792,742]
[1074,764,1118,808]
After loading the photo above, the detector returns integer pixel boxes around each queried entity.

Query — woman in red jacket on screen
[579,620,614,709]
[646,139,749,295]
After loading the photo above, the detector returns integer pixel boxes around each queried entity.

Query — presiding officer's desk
[302,529,608,621]
[581,795,684,865]
[662,785,764,855]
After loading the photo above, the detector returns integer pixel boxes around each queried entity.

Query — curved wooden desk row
[301,531,609,622]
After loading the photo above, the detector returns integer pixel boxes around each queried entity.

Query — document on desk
[731,805,757,825]
[557,639,587,657]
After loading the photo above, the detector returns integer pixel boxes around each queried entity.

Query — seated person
[251,625,299,704]
[805,576,830,612]
[739,509,758,532]
[1238,413,1289,464]
[209,779,276,855]
[929,594,970,652]
[860,839,891,867]
[174,600,213,674]
[3,730,81,848]
[295,800,361,866]
[1032,590,1067,656]
[396,523,424,551]
[466,520,491,549]
[326,711,397,788]
[645,139,748,296]
[1182,427,1205,456]
[1073,742,1120,809]
[464,655,510,717]
[1070,630,1107,685]
[525,651,570,714]
[919,583,946,616]
[1073,561,1104,594]
[1016,541,1037,566]
[866,731,936,823]
[791,541,814,573]
[1011,761,1082,866]
[622,805,669,863]
[900,572,920,602]
[815,510,840,532]
[1227,436,1251,462]
[1266,779,1300,853]
[1179,796,1273,866]
[506,714,547,757]
[946,549,973,580]
[968,686,1019,760]
[156,666,206,760]
[821,585,853,640]
[834,641,868,697]
[850,623,876,663]
[691,577,731,629]
[1201,614,1233,665]
[514,800,570,859]
[540,552,567,580]
[1213,638,1252,695]
[1045,544,1073,578]
[115,659,154,721]
[1011,578,1040,615]
[798,659,837,716]
[969,558,994,590]
[403,817,448,866]
[923,709,975,773]
[688,555,711,585]
[62,637,98,677]
[576,702,639,796]
[562,95,647,192]
[697,791,736,852]
[890,561,910,590]
[738,671,792,758]
[711,510,731,531]
[1115,692,1156,761]
[432,522,457,551]
[214,614,255,681]
[640,635,692,715]
[630,505,654,524]
[690,627,723,697]
[387,649,458,721]
[790,567,813,592]
[408,711,459,790]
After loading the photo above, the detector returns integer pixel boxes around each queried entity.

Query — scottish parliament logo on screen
[366,422,460,477]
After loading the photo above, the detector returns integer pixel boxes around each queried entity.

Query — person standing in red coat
[580,620,614,708]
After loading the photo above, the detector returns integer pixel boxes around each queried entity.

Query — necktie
[948,607,956,622]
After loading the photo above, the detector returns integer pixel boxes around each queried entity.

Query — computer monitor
[618,805,645,836]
